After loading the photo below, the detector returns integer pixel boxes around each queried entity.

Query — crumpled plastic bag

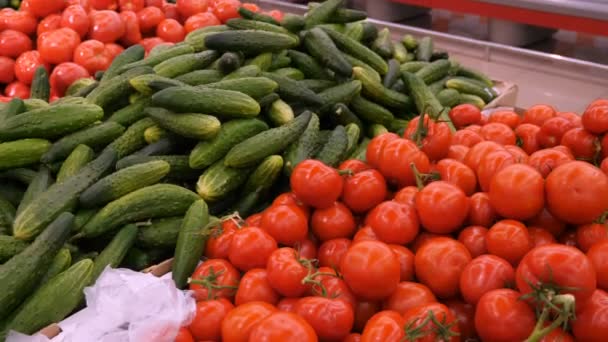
[6,266,196,342]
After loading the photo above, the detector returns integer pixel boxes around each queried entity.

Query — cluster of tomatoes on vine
[173,99,608,342]
[0,0,282,100]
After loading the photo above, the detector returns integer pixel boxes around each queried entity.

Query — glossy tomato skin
[457,226,488,257]
[378,137,430,187]
[451,129,483,147]
[189,298,234,341]
[266,247,311,298]
[388,244,415,282]
[338,159,370,173]
[294,239,317,260]
[0,57,15,84]
[382,281,436,315]
[480,122,516,145]
[184,11,221,33]
[402,302,460,342]
[0,30,32,58]
[4,82,29,99]
[476,149,516,192]
[272,192,310,218]
[546,161,608,225]
[295,296,354,341]
[1,9,37,35]
[119,0,144,11]
[505,144,529,163]
[189,259,239,301]
[38,27,82,65]
[249,311,318,342]
[447,144,470,162]
[261,204,308,246]
[528,227,557,247]
[527,148,572,178]
[515,123,541,154]
[174,327,194,342]
[73,39,112,75]
[211,0,241,23]
[204,222,236,259]
[89,10,125,43]
[449,104,482,128]
[137,6,164,32]
[528,208,566,237]
[463,141,504,172]
[577,223,608,253]
[360,310,405,342]
[523,104,556,126]
[467,192,497,228]
[14,51,49,85]
[311,202,356,241]
[176,0,208,18]
[587,241,608,291]
[415,237,472,298]
[582,105,608,135]
[516,244,597,304]
[291,160,343,209]
[486,219,532,265]
[235,268,280,306]
[365,133,399,169]
[317,238,351,270]
[277,297,299,313]
[50,62,89,96]
[119,11,142,46]
[309,267,356,308]
[352,226,378,244]
[341,241,400,301]
[445,299,477,341]
[474,289,536,342]
[537,117,575,148]
[341,169,387,213]
[37,14,62,36]
[221,301,277,342]
[571,289,608,342]
[488,110,520,129]
[488,164,545,220]
[156,18,185,43]
[392,186,418,207]
[436,158,477,195]
[61,5,90,38]
[560,127,598,160]
[460,254,515,305]
[228,226,278,271]
[365,201,419,245]
[415,181,469,234]
[404,116,453,161]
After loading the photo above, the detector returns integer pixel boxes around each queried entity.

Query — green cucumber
[185,25,229,52]
[39,247,71,284]
[372,28,393,59]
[20,168,52,219]
[79,160,170,208]
[133,137,176,157]
[56,145,95,183]
[122,44,195,71]
[13,148,117,240]
[318,80,362,112]
[107,97,152,127]
[344,123,361,157]
[129,74,186,95]
[343,54,381,83]
[456,65,494,87]
[217,51,244,74]
[344,22,363,41]
[0,196,15,236]
[204,77,278,99]
[41,122,125,163]
[388,118,410,136]
[237,6,280,25]
[309,2,366,23]
[361,22,378,43]
[416,59,451,84]
[0,98,25,122]
[77,184,199,239]
[175,70,223,85]
[2,258,93,337]
[0,212,73,320]
[273,67,305,80]
[383,59,401,88]
[298,79,336,92]
[315,125,348,167]
[86,66,154,110]
[268,99,294,126]
[0,103,103,140]
[0,139,51,171]
[436,88,461,107]
[205,30,298,54]
[109,118,155,158]
[116,155,198,180]
[151,86,260,118]
[0,168,36,184]
[144,125,167,144]
[416,36,433,62]
[261,72,324,107]
[30,66,50,101]
[172,200,210,288]
[258,93,280,109]
[393,42,408,63]
[100,44,145,82]
[367,124,389,138]
[73,208,96,232]
[281,14,305,32]
[283,113,320,176]
[305,0,343,29]
[445,77,495,103]
[227,18,292,36]
[350,137,370,161]
[304,28,352,77]
[401,61,430,74]
[402,34,418,50]
[353,67,411,109]
[196,158,254,202]
[330,103,363,131]
[225,111,312,168]
[230,189,264,219]
[0,182,24,208]
[189,119,269,169]
[223,65,261,80]
[136,217,183,249]
[154,50,219,78]
[391,79,406,93]
[120,247,152,270]
[269,51,291,71]
[146,107,221,140]
[458,93,486,109]
[244,155,284,194]
[402,71,446,121]
[287,50,331,80]
[0,236,27,263]
[65,78,97,97]
[351,95,394,126]
[428,76,449,95]
[91,224,138,282]
[246,52,273,72]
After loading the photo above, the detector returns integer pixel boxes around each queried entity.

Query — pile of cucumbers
[0,0,497,336]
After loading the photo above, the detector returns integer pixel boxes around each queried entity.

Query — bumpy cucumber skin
[136,217,183,249]
[304,28,352,77]
[283,113,320,177]
[90,224,138,282]
[0,235,27,263]
[172,200,210,288]
[56,144,95,183]
[0,139,51,171]
[315,125,349,167]
[146,107,221,140]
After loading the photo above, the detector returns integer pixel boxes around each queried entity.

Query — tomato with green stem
[295,296,354,341]
[342,169,387,213]
[474,289,536,342]
[341,240,400,301]
[361,310,405,341]
[317,238,351,270]
[235,268,280,306]
[228,226,278,271]
[311,202,356,241]
[0,29,32,59]
[382,281,436,315]
[404,114,453,161]
[189,298,234,341]
[480,122,517,146]
[338,159,370,173]
[460,254,515,305]
[488,110,520,129]
[266,247,312,297]
[415,180,469,234]
[272,192,310,218]
[389,244,415,282]
[449,104,482,129]
[489,164,545,221]
[378,138,431,187]
[249,311,318,342]
[291,160,344,209]
[261,204,308,246]
[221,301,277,342]
[457,225,488,257]
[587,241,608,291]
[205,221,237,259]
[523,104,556,126]
[467,192,497,228]
[402,302,460,342]
[189,259,240,301]
[365,200,419,245]
[308,267,356,308]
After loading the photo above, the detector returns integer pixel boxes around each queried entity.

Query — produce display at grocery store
[0,0,608,340]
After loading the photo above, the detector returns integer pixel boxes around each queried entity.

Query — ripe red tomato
[587,241,608,291]
[294,239,317,260]
[488,163,545,220]
[14,51,49,85]
[436,158,477,195]
[378,138,430,187]
[204,222,236,259]
[311,202,356,241]
[488,110,520,129]
[557,111,582,127]
[295,296,354,341]
[571,289,608,342]
[341,240,400,300]
[476,149,515,192]
[235,268,280,306]
[451,129,484,147]
[38,28,81,65]
[342,169,387,213]
[463,141,504,172]
[183,11,221,33]
[465,124,482,133]
[560,128,598,161]
[37,14,62,36]
[366,133,399,168]
[504,144,529,163]
[415,237,471,298]
[265,9,284,22]
[61,5,90,38]
[228,226,277,271]
[189,298,234,341]
[4,82,29,99]
[140,37,165,55]
[137,6,164,32]
[402,302,460,342]
[415,181,469,234]
[174,327,194,342]
[523,104,556,126]
[480,122,516,145]
[119,10,142,46]
[404,115,453,161]
[0,57,15,84]
[365,201,419,245]
[553,144,575,159]
[211,0,240,23]
[276,298,299,313]
[516,244,597,304]
[474,289,536,342]
[528,227,557,247]
[90,0,118,10]
[338,159,370,173]
[486,219,531,265]
[447,144,470,162]
[241,3,260,12]
[176,0,209,18]
[260,204,308,246]
[0,30,32,59]
[27,0,65,17]
[449,104,482,128]
[458,225,488,257]
[514,123,541,154]
[317,238,351,270]
[1,9,37,34]
[352,226,379,244]
[50,62,89,96]
[118,0,144,11]
[467,192,497,228]
[460,254,515,305]
[249,311,318,342]
[537,117,575,148]
[546,161,608,225]
[445,299,477,341]
[73,39,112,74]
[156,19,185,43]
[189,259,240,301]
[266,247,311,297]
[309,267,356,308]
[271,192,310,218]
[527,148,572,178]
[582,105,608,135]
[344,333,361,342]
[89,10,125,43]
[528,208,566,237]
[577,223,608,252]
[389,244,415,282]
[291,160,343,209]
[392,186,418,207]
[589,99,608,110]
[361,310,405,341]
[382,281,436,315]
[221,301,277,342]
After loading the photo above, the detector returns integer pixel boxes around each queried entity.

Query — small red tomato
[137,6,164,32]
[392,186,418,207]
[73,39,112,75]
[228,226,278,271]
[449,104,482,128]
[365,201,419,245]
[189,259,240,301]
[382,281,436,315]
[311,202,356,241]
[528,227,557,247]
[582,104,608,135]
[514,123,541,154]
[446,144,470,162]
[183,11,221,33]
[249,311,317,342]
[38,28,82,65]
[537,116,576,148]
[486,219,532,265]
[476,149,516,192]
[488,110,520,129]
[1,9,37,34]
[415,181,469,234]
[587,241,608,291]
[290,159,343,209]
[234,269,280,306]
[460,254,515,305]
[436,158,477,196]
[342,169,387,213]
[61,5,90,38]
[527,148,572,178]
[119,10,142,46]
[0,57,15,84]
[577,223,608,253]
[295,296,354,341]
[4,81,30,99]
[139,37,165,55]
[489,164,545,220]
[50,62,90,96]
[212,0,240,23]
[560,127,598,161]
[317,238,351,270]
[189,298,234,341]
[156,18,185,43]
[388,244,415,282]
[0,30,32,59]
[522,104,556,126]
[89,10,125,43]
[451,129,484,147]
[176,0,209,18]
[402,302,460,342]
[480,122,516,145]
[458,225,488,257]
[14,51,50,85]
[221,301,277,342]
[260,204,308,246]
[467,192,497,228]
[475,289,536,342]
[118,0,144,11]
[27,0,66,17]
[37,14,62,36]
[361,310,405,341]
[404,115,453,161]
[378,137,430,187]
[463,141,504,172]
[571,289,608,342]
[266,247,311,298]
